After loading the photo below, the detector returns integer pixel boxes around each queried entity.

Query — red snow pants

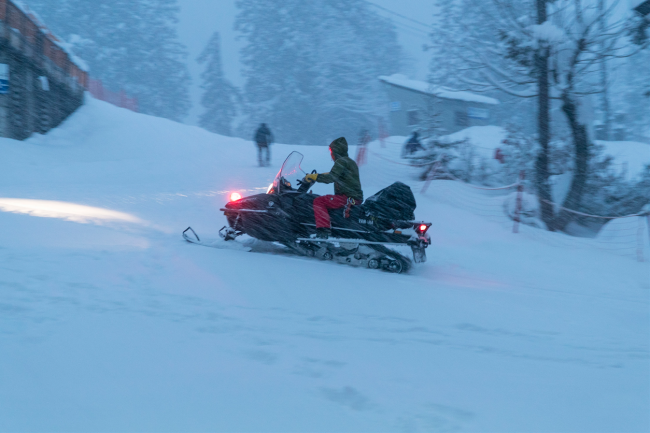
[313,194,348,228]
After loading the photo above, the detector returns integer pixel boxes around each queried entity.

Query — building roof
[9,0,89,72]
[379,74,500,105]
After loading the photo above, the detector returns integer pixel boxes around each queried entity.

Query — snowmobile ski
[182,226,252,252]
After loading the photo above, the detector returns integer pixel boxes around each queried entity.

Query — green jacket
[316,137,363,201]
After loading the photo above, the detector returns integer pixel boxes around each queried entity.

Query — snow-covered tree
[427,0,490,89]
[428,0,645,231]
[235,0,402,144]
[25,0,191,121]
[197,32,238,136]
[622,25,650,141]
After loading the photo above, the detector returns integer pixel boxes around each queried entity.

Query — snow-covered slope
[445,125,507,153]
[0,97,648,432]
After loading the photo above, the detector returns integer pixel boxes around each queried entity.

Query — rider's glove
[305,173,318,182]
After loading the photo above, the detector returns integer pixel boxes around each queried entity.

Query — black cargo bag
[363,182,416,221]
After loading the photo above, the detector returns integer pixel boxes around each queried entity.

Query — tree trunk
[598,0,611,140]
[535,0,555,229]
[552,93,590,231]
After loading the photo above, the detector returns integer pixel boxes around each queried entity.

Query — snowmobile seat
[363,182,416,221]
[329,203,365,231]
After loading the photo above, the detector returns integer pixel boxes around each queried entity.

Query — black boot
[315,228,331,240]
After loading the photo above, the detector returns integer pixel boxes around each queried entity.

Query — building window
[467,107,489,120]
[407,110,419,126]
[455,111,468,127]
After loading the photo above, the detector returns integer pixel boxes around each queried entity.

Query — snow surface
[379,74,500,105]
[597,140,650,180]
[0,97,648,432]
[444,125,507,156]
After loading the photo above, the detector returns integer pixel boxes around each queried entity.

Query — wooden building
[0,0,87,140]
[379,74,500,136]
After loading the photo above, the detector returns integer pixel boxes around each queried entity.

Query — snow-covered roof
[56,40,89,72]
[10,0,89,72]
[379,74,500,105]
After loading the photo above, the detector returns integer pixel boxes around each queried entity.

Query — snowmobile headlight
[266,183,274,194]
[230,192,242,202]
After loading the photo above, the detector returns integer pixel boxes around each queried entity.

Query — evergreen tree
[197,32,238,136]
[235,0,401,144]
[25,0,191,121]
[427,0,468,89]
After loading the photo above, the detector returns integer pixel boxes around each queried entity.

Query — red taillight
[230,192,242,201]
[419,224,428,232]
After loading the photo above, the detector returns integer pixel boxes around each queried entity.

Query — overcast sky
[177,0,437,125]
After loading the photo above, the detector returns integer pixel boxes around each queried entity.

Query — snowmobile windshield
[269,151,305,194]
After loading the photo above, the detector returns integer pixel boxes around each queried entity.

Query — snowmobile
[184,151,431,273]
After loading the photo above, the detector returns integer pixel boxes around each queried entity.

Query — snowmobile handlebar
[296,170,318,193]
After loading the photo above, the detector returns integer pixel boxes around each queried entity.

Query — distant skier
[254,123,274,167]
[305,137,363,239]
[402,131,425,157]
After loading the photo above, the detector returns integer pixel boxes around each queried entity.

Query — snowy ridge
[0,98,647,432]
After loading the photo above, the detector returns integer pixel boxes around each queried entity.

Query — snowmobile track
[182,228,411,273]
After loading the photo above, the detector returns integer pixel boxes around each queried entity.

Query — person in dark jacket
[254,123,274,166]
[304,137,363,239]
[402,131,425,157]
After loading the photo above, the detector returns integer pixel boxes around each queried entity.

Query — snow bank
[444,125,507,156]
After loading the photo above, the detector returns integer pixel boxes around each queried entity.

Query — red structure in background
[88,79,138,112]
[1,0,137,113]
[0,0,88,88]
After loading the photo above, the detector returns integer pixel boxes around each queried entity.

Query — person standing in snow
[254,123,274,166]
[402,131,425,157]
[304,137,363,239]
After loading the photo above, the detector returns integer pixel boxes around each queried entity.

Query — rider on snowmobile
[305,137,363,239]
